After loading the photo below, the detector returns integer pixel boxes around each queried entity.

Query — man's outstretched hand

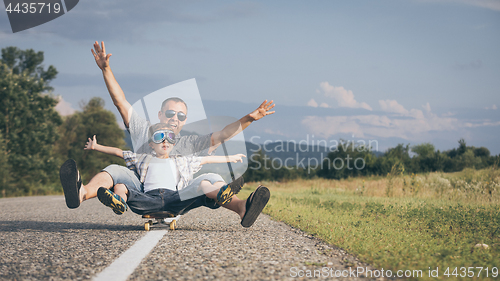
[91,41,111,71]
[209,100,276,151]
[249,100,276,121]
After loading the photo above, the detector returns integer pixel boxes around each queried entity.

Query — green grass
[243,168,500,280]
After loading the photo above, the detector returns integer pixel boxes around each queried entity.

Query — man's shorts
[102,164,143,193]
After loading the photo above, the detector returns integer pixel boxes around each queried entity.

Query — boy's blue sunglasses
[151,130,176,144]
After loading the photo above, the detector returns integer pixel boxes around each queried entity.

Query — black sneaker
[216,176,244,205]
[97,187,128,215]
[59,159,82,209]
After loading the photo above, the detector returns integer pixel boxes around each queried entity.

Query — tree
[55,97,128,180]
[0,47,62,194]
[411,143,436,172]
[0,132,11,197]
[1,47,57,83]
[372,144,412,175]
[457,138,467,155]
[317,140,377,179]
[412,143,435,158]
[474,147,490,158]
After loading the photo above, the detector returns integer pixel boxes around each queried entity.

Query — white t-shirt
[143,158,180,192]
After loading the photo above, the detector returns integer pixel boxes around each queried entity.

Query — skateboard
[142,211,181,231]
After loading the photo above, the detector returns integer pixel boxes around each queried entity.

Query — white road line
[93,230,167,281]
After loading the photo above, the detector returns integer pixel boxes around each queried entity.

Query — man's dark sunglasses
[164,110,187,121]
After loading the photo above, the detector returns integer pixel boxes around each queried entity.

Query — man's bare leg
[221,196,246,219]
[200,181,246,219]
[79,171,114,203]
[220,185,271,227]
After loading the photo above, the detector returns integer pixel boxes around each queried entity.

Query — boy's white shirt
[123,151,204,192]
[143,158,179,193]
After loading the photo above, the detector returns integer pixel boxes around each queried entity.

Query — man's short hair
[161,97,188,112]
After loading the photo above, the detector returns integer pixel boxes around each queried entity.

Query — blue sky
[1,0,499,154]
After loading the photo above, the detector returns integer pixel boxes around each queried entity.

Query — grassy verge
[242,168,500,280]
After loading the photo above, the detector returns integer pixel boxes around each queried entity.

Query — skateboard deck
[142,211,181,231]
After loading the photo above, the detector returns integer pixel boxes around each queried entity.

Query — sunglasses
[151,130,176,144]
[164,110,187,121]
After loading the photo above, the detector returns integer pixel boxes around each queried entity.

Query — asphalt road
[0,195,383,280]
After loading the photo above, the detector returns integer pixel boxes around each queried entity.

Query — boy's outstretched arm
[209,100,275,153]
[201,154,246,165]
[84,135,124,158]
[91,41,132,127]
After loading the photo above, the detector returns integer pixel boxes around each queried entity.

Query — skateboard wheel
[170,219,176,230]
[144,222,150,231]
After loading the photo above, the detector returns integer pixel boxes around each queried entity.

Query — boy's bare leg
[96,183,129,215]
[113,183,129,201]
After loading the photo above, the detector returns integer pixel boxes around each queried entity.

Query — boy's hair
[148,123,172,142]
[161,97,188,112]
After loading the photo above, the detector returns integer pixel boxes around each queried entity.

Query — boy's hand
[84,135,98,150]
[248,100,275,121]
[228,154,246,163]
[91,41,112,70]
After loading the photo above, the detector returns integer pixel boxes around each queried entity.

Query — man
[59,41,275,219]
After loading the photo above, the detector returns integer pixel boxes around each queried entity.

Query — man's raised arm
[209,100,275,152]
[91,41,132,127]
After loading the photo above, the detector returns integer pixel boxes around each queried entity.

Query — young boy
[84,123,270,228]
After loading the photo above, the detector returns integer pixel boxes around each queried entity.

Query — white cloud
[465,121,500,128]
[409,109,425,119]
[319,82,372,110]
[307,99,318,107]
[55,96,76,116]
[422,102,431,112]
[485,104,497,110]
[305,83,499,143]
[302,116,365,139]
[378,99,426,119]
[319,102,330,108]
[379,99,409,115]
[302,112,458,141]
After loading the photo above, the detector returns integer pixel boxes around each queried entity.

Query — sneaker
[216,176,244,205]
[97,187,128,215]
